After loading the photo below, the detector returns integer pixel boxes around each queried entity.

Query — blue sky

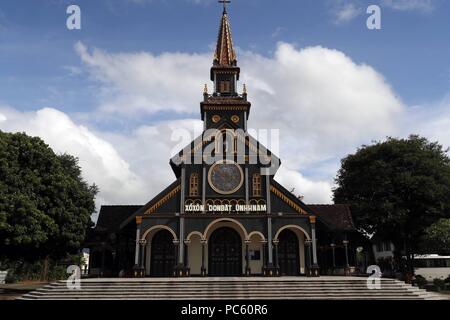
[1,0,450,213]
[1,0,449,112]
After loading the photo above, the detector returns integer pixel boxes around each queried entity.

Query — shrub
[414,275,428,289]
[445,275,450,284]
[0,254,82,283]
[433,278,446,291]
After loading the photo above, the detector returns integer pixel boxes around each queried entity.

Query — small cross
[219,0,231,12]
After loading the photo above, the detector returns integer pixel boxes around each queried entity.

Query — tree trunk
[404,239,414,284]
[41,255,50,281]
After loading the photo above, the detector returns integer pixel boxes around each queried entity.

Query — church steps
[33,284,423,290]
[20,295,438,300]
[19,277,447,300]
[31,289,426,295]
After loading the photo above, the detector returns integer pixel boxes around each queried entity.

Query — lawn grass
[0,281,49,300]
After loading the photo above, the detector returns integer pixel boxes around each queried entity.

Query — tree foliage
[0,131,98,261]
[334,135,450,269]
[420,219,450,255]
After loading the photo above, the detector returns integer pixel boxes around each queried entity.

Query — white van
[414,254,450,281]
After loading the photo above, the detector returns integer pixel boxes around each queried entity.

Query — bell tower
[211,5,239,96]
[201,3,251,131]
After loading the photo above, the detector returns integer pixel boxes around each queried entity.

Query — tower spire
[202,2,251,122]
[214,1,236,66]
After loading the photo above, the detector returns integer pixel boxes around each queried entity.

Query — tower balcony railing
[203,92,247,101]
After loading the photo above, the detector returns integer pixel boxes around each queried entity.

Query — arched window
[252,173,262,197]
[189,173,199,197]
[215,129,236,154]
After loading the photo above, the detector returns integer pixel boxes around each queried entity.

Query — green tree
[334,135,450,274]
[420,219,450,255]
[0,131,98,265]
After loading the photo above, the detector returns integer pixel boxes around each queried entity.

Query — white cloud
[62,65,82,76]
[406,95,450,148]
[7,39,442,211]
[242,44,404,168]
[72,41,406,204]
[75,41,210,116]
[271,27,286,38]
[382,0,435,12]
[0,105,208,221]
[334,3,363,24]
[126,0,213,4]
[0,107,148,221]
[275,167,333,204]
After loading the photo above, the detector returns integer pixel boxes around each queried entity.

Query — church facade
[87,7,360,278]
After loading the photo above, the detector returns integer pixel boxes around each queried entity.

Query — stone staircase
[19,277,447,300]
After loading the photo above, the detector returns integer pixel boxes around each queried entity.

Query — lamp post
[330,243,336,275]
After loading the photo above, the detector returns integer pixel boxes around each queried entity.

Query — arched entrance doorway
[208,227,242,276]
[150,230,176,277]
[278,229,300,276]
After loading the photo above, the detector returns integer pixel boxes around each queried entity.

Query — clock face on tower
[208,160,244,195]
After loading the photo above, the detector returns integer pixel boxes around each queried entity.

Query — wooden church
[86,4,359,278]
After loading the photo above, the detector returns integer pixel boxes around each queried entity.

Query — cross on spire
[219,0,231,13]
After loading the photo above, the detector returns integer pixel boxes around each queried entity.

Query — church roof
[308,204,355,231]
[271,179,314,215]
[94,205,142,233]
[214,8,237,66]
[119,179,181,229]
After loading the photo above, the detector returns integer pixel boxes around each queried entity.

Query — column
[305,240,312,276]
[134,217,144,277]
[173,240,180,276]
[245,166,249,214]
[179,218,185,265]
[139,239,146,269]
[265,174,274,269]
[267,217,273,265]
[134,217,142,266]
[244,111,248,131]
[201,239,207,276]
[245,240,251,275]
[202,167,206,213]
[273,240,279,271]
[343,239,350,276]
[178,166,186,275]
[146,241,152,276]
[309,216,320,277]
[101,243,106,277]
[261,240,267,275]
[184,240,190,276]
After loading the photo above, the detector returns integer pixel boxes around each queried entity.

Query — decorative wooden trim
[270,186,308,215]
[182,130,272,164]
[203,106,249,111]
[212,115,221,123]
[145,185,181,215]
[309,215,317,224]
[135,216,143,225]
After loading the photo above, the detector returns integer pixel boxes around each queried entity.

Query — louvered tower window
[219,80,231,93]
[252,173,262,197]
[189,173,199,197]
